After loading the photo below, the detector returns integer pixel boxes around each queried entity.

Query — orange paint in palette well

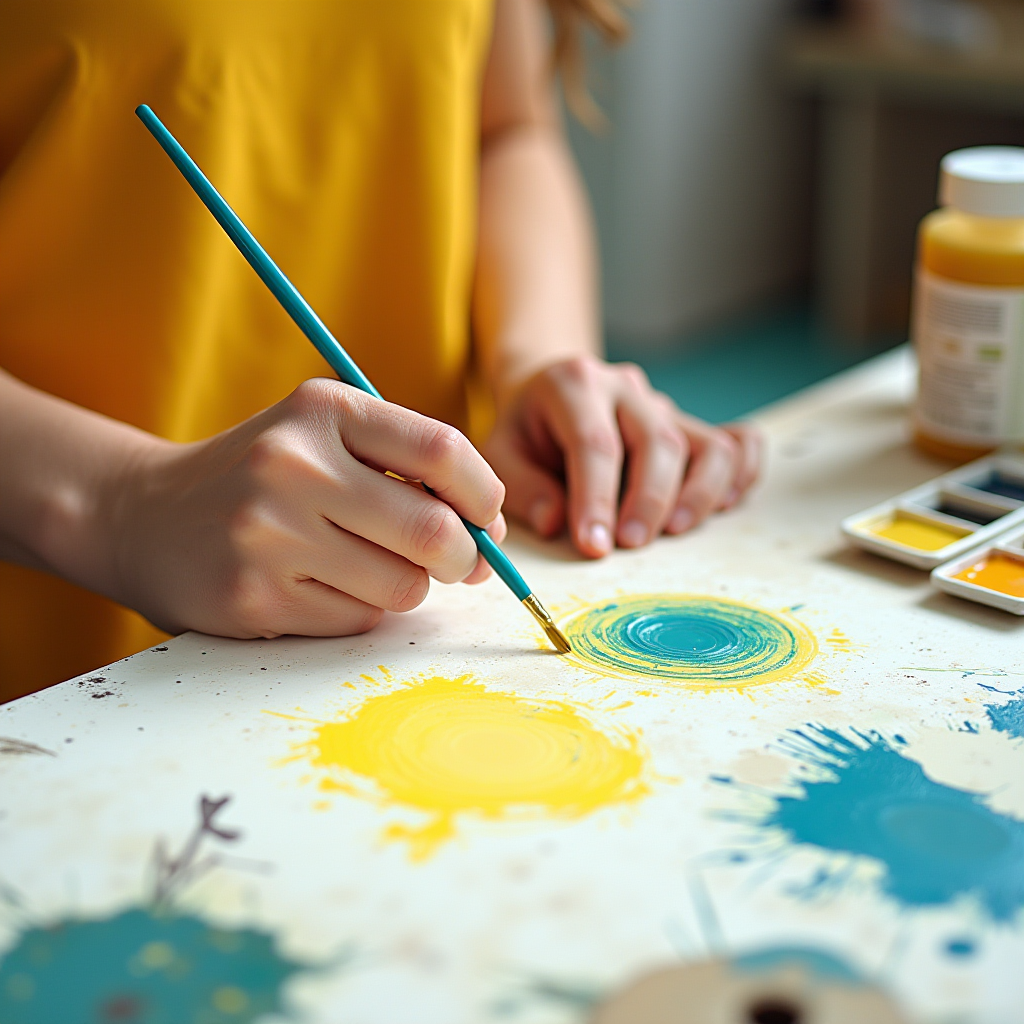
[953,553,1024,597]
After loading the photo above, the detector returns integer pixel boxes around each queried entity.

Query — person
[0,0,761,702]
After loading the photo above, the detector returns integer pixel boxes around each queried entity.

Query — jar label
[913,270,1024,445]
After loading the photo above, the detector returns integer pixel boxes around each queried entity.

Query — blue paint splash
[763,727,1024,921]
[0,908,304,1023]
[0,796,323,1023]
[985,696,1024,739]
[563,595,816,684]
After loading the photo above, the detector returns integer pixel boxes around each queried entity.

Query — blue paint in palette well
[0,908,306,1023]
[563,595,816,685]
[976,471,1024,503]
[763,727,1024,921]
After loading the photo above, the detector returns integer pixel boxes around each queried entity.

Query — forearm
[0,369,170,594]
[474,125,601,408]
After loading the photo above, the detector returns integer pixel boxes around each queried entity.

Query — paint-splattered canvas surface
[3,349,1024,1023]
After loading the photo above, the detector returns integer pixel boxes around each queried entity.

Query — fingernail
[619,519,648,548]
[724,488,739,507]
[669,508,694,533]
[586,522,612,554]
[529,497,555,534]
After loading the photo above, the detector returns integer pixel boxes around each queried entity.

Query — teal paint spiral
[563,595,816,685]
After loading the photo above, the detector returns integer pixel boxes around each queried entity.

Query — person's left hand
[484,356,762,558]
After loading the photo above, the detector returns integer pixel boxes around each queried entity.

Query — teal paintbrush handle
[416,482,528,599]
[135,104,380,401]
[136,103,533,603]
[462,521,531,601]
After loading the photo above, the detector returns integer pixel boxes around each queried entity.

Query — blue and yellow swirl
[562,594,817,688]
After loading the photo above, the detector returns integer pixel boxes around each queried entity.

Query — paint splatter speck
[761,727,1024,921]
[279,675,651,860]
[944,937,978,958]
[561,595,818,688]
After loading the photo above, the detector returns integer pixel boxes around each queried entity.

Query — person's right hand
[108,378,506,639]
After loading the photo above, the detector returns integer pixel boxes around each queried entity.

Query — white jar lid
[940,147,1024,217]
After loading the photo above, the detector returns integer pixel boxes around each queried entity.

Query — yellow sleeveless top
[0,0,493,701]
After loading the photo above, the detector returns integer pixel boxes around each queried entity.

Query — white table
[2,349,1023,1024]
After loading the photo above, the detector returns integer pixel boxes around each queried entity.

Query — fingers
[279,380,509,584]
[313,380,504,528]
[667,418,739,533]
[255,578,385,638]
[280,373,760,609]
[487,512,508,545]
[540,361,623,558]
[491,359,761,555]
[297,520,431,612]
[722,422,763,506]
[140,376,517,643]
[312,458,483,585]
[484,427,566,539]
[615,389,687,548]
[312,453,510,589]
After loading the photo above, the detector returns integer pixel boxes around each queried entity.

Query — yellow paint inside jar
[914,206,1024,462]
[954,553,1024,597]
[287,675,650,860]
[869,514,966,551]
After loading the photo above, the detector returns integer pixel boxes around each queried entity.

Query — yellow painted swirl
[302,675,650,860]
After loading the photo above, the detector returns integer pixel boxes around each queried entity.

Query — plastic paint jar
[912,147,1024,462]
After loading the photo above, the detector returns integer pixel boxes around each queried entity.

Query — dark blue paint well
[985,697,1024,739]
[0,908,305,1023]
[763,727,1024,921]
[976,472,1024,503]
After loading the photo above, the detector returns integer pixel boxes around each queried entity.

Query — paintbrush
[135,104,571,654]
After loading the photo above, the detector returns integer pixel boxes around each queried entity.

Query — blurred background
[567,0,1024,422]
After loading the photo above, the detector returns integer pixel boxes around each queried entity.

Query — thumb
[485,429,566,539]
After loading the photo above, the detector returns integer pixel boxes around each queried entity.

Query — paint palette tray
[841,453,1024,570]
[932,523,1024,614]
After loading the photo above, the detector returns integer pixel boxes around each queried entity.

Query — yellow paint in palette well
[954,553,1024,597]
[288,675,650,860]
[868,514,967,551]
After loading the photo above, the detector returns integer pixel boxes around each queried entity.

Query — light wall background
[566,0,813,345]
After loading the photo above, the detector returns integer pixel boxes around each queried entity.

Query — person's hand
[109,379,506,638]
[484,356,761,557]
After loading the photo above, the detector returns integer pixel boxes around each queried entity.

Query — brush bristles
[522,594,572,654]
